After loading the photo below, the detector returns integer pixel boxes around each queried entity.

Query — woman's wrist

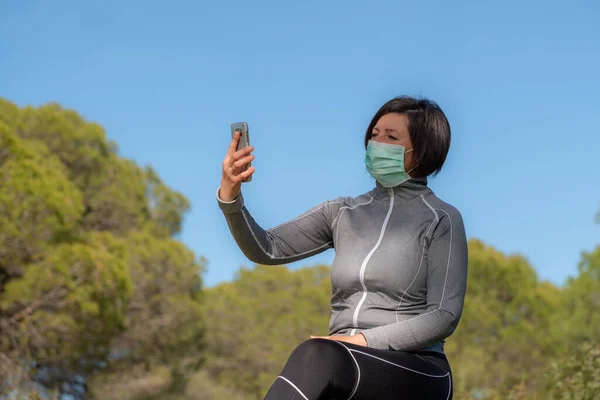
[218,185,239,203]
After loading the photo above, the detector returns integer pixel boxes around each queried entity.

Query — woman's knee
[288,338,348,367]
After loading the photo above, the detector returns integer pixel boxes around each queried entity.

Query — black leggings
[264,338,452,400]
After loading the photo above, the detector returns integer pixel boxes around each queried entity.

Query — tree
[0,126,83,284]
[447,239,560,399]
[542,340,600,400]
[0,98,204,399]
[561,246,600,344]
[202,264,331,399]
[539,244,600,400]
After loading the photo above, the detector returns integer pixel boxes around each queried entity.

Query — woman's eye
[388,136,398,140]
[370,132,377,137]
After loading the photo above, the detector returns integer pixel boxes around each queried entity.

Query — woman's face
[369,113,415,173]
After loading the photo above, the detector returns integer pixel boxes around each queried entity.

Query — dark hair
[364,96,451,178]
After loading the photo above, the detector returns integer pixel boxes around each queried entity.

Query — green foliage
[0,98,20,128]
[1,236,132,371]
[0,125,83,272]
[0,98,204,399]
[16,103,114,191]
[543,341,600,400]
[447,239,561,398]
[88,364,173,400]
[81,156,151,234]
[145,166,190,237]
[203,264,331,399]
[108,231,205,367]
[184,370,246,400]
[561,246,600,344]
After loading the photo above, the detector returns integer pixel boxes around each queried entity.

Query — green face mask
[364,141,414,188]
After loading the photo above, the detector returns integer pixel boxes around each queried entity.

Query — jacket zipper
[350,188,395,334]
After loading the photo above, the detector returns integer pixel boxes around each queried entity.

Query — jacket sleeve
[217,188,344,265]
[361,208,468,351]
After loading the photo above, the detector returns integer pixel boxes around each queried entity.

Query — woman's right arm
[218,131,341,265]
[218,191,341,265]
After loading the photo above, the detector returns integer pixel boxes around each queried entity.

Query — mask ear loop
[405,148,418,176]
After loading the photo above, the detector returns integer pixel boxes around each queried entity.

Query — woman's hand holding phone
[219,131,256,202]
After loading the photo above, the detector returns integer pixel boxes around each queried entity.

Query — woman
[217,96,468,400]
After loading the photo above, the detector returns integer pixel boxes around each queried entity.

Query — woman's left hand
[310,334,367,347]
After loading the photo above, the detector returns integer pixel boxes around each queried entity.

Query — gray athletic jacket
[217,177,468,353]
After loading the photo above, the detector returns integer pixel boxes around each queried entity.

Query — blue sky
[1,0,598,288]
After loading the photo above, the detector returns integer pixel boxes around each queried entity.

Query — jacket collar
[371,177,430,202]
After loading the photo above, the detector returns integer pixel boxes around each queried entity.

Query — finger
[226,163,255,184]
[224,133,241,166]
[233,155,255,169]
[225,147,251,169]
[227,131,241,155]
[226,172,244,185]
[239,166,255,180]
[232,145,254,162]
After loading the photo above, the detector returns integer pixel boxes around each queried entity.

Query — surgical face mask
[364,141,414,188]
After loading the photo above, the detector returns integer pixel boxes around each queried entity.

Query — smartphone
[230,122,252,182]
